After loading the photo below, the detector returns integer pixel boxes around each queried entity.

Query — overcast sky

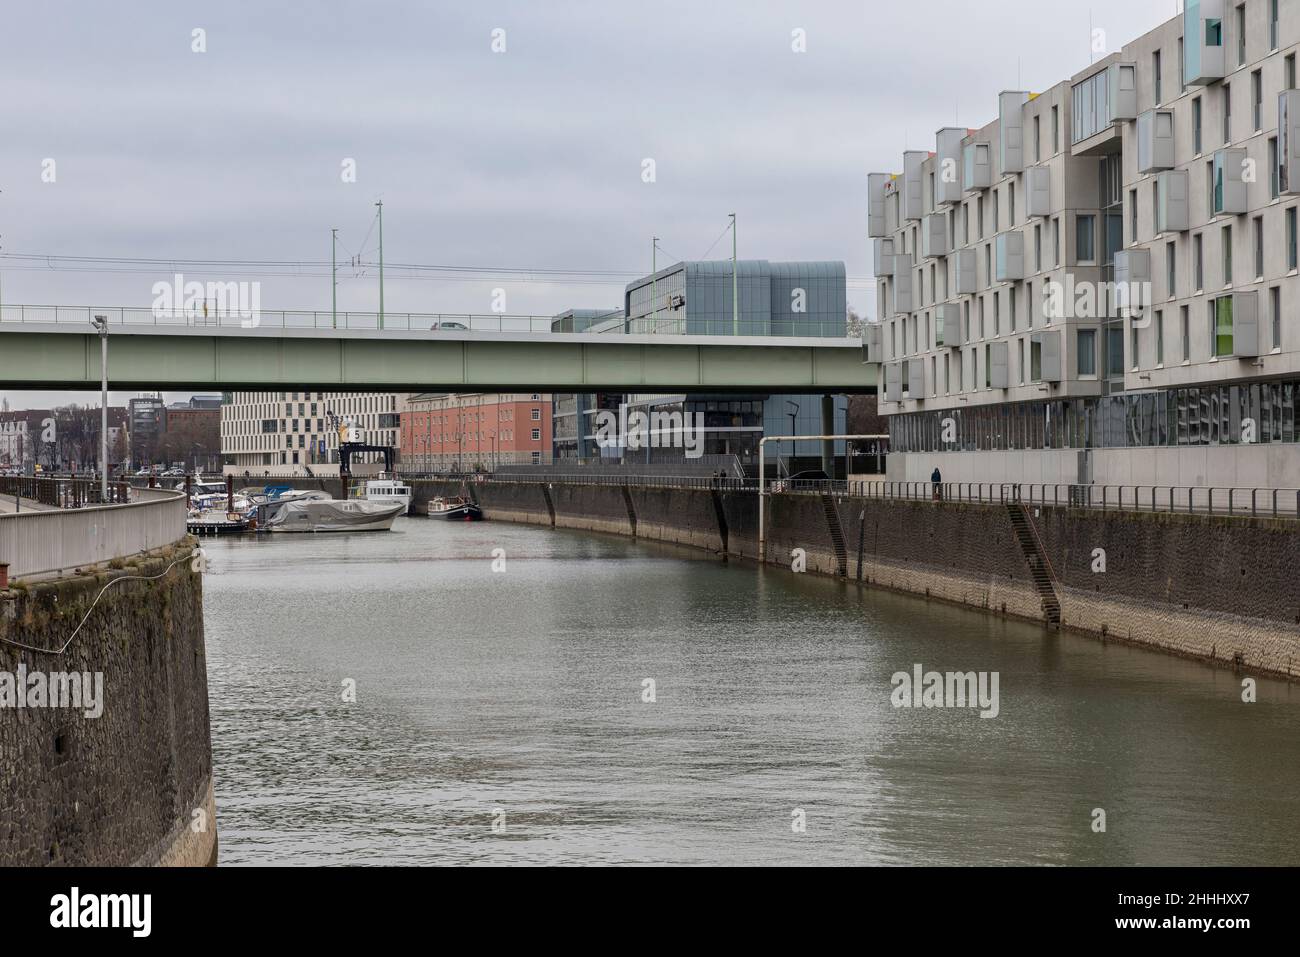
[0,0,1182,410]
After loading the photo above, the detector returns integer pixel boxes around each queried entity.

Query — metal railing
[843,480,1300,518]
[0,476,131,508]
[0,303,859,340]
[0,486,188,580]
[407,471,761,492]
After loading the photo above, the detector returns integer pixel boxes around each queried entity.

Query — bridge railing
[0,476,132,508]
[0,304,855,339]
[0,486,188,581]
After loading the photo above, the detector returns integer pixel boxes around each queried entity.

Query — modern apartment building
[220,392,401,474]
[868,0,1300,487]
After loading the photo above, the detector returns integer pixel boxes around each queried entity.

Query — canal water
[202,517,1300,865]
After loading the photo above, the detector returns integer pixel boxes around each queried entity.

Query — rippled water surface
[202,517,1300,865]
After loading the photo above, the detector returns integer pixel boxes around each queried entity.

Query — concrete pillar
[820,394,834,477]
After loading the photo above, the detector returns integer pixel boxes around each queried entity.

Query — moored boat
[427,495,483,521]
[259,497,404,532]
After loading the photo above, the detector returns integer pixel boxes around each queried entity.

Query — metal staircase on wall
[820,494,849,578]
[1006,502,1061,626]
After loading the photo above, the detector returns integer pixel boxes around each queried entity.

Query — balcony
[1183,0,1226,87]
[1211,292,1260,358]
[902,150,927,221]
[1155,170,1190,232]
[994,232,1025,282]
[1136,109,1175,173]
[868,172,890,237]
[1212,148,1248,215]
[1107,63,1138,122]
[874,238,895,276]
[963,142,991,193]
[892,254,914,315]
[989,340,1010,388]
[1113,249,1151,319]
[861,322,883,363]
[935,303,961,347]
[954,248,978,294]
[1030,329,1063,382]
[935,127,965,205]
[922,213,949,259]
[1025,167,1051,217]
[884,361,903,401]
[999,91,1029,173]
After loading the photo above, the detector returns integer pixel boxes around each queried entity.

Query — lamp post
[91,314,109,500]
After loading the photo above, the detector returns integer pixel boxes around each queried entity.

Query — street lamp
[90,314,109,500]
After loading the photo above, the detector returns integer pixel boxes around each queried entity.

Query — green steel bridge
[0,305,877,393]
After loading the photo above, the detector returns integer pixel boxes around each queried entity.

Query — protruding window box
[1136,109,1175,173]
[1155,170,1190,232]
[1025,167,1051,217]
[999,91,1030,173]
[892,254,914,315]
[994,232,1025,282]
[935,303,962,347]
[989,341,1010,389]
[1107,64,1138,121]
[905,358,927,398]
[874,238,895,276]
[884,361,903,401]
[963,142,991,193]
[954,248,978,294]
[902,150,927,221]
[1030,329,1063,382]
[1113,249,1151,318]
[1212,292,1260,358]
[935,127,965,205]
[922,213,949,259]
[1183,0,1226,87]
[868,172,890,237]
[1279,91,1300,195]
[861,322,882,364]
[1212,148,1248,215]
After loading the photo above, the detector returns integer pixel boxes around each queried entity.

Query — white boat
[259,497,404,532]
[350,474,412,514]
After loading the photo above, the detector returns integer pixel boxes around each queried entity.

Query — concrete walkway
[0,495,53,513]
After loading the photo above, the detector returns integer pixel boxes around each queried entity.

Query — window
[1222,225,1232,284]
[530,408,541,420]
[1193,97,1202,154]
[1106,328,1125,378]
[1153,50,1162,105]
[1052,218,1061,266]
[1181,305,1191,361]
[1131,324,1140,371]
[1236,4,1246,66]
[530,428,541,441]
[1252,70,1262,132]
[1034,224,1042,272]
[1155,309,1165,365]
[1179,38,1186,93]
[977,196,984,239]
[1194,234,1204,290]
[1076,214,1096,263]
[1071,70,1110,143]
[1288,54,1296,91]
[1166,241,1177,297]
[1222,83,1231,145]
[992,191,999,232]
[1033,115,1041,162]
[1077,329,1097,376]
[1272,0,1281,51]
[1254,216,1264,279]
[1270,136,1280,199]
[1271,286,1282,349]
[1051,105,1060,153]
[1129,189,1138,243]
[1289,207,1298,270]
[1213,296,1234,357]
[1009,182,1016,224]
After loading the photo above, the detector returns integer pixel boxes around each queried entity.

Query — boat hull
[260,499,404,532]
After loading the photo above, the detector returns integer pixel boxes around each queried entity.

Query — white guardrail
[0,487,189,581]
